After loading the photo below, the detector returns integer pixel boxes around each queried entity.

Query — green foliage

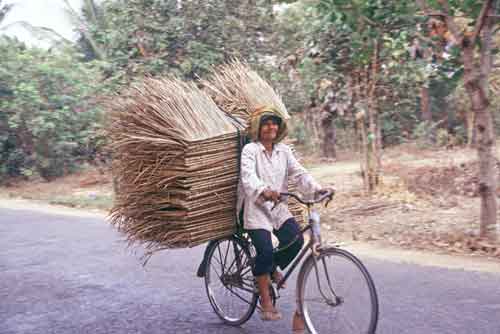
[3,0,491,185]
[412,120,465,148]
[412,121,435,148]
[0,39,105,180]
[276,0,426,147]
[79,0,276,86]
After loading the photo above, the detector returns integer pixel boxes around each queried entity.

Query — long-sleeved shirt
[236,142,322,232]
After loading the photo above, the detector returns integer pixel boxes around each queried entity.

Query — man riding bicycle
[238,106,330,332]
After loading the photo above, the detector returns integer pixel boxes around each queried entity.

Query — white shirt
[236,142,321,232]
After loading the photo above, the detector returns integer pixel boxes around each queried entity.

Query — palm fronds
[106,68,304,255]
[201,59,290,125]
[107,77,242,251]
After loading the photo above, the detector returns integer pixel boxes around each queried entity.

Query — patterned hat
[248,106,288,142]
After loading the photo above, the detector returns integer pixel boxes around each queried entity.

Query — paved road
[1,208,500,334]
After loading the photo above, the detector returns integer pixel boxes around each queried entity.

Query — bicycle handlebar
[278,189,335,208]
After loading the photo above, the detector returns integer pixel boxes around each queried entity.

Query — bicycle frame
[262,193,341,305]
[273,224,312,290]
[204,189,379,332]
[233,217,317,289]
[227,190,337,299]
[231,218,313,289]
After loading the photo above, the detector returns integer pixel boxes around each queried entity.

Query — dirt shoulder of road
[0,197,107,219]
[324,145,500,261]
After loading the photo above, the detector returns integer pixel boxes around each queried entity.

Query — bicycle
[202,190,379,333]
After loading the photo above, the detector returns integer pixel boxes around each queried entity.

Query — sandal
[260,309,282,321]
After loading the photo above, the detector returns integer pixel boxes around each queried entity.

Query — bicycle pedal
[271,285,280,300]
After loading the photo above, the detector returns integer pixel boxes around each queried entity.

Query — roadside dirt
[0,168,113,210]
[1,143,499,264]
[314,144,500,261]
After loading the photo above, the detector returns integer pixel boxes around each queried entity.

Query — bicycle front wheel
[204,236,258,326]
[297,247,379,334]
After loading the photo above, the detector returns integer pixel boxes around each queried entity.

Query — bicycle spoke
[222,286,252,306]
[225,243,243,274]
[240,266,252,278]
[216,244,225,272]
[210,263,222,279]
[345,314,361,333]
[213,253,224,269]
[231,285,255,295]
[204,238,258,326]
[223,239,230,269]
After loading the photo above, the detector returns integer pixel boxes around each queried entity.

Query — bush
[412,121,435,148]
[0,39,106,181]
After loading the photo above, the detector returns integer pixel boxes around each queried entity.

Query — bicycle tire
[297,247,379,334]
[204,236,258,326]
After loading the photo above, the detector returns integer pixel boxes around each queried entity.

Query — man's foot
[260,307,282,321]
[292,310,306,333]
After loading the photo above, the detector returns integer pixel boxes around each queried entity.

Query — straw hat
[248,106,288,143]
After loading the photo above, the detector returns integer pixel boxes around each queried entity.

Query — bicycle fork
[309,208,342,307]
[312,254,343,307]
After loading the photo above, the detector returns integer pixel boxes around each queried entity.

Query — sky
[0,0,84,46]
[0,1,288,47]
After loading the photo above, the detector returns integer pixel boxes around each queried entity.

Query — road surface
[1,207,499,334]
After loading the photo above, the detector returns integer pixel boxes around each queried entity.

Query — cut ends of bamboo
[106,61,303,254]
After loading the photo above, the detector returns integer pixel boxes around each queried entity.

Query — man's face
[259,118,279,142]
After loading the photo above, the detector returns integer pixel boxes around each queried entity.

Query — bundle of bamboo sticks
[107,77,244,251]
[202,60,304,224]
[107,63,305,253]
[201,60,290,125]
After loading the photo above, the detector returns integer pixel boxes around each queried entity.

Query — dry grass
[105,72,304,257]
[106,77,244,253]
[201,59,290,125]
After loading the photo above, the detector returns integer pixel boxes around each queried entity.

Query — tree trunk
[353,120,360,152]
[463,38,497,240]
[420,86,432,122]
[351,73,360,152]
[466,108,475,147]
[367,39,381,187]
[376,113,383,152]
[357,115,371,192]
[305,105,320,145]
[320,111,336,159]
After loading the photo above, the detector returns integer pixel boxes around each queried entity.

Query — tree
[0,40,105,180]
[418,0,499,240]
[303,0,422,191]
[63,0,106,60]
[77,0,277,86]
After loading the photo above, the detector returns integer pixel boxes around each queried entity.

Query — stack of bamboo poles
[107,77,245,251]
[107,63,305,254]
[201,60,290,125]
[202,60,304,224]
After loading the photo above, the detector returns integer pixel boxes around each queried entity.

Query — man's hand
[315,187,335,198]
[261,189,280,203]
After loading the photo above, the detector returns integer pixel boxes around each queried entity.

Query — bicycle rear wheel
[204,236,258,326]
[297,247,379,334]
